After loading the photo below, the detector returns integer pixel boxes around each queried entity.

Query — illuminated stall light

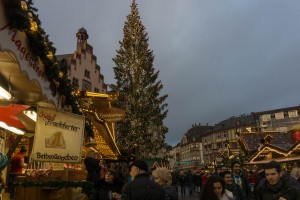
[0,86,11,100]
[23,110,37,122]
[20,1,28,10]
[0,122,24,135]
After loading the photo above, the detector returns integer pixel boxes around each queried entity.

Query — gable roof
[238,132,293,152]
[248,138,300,164]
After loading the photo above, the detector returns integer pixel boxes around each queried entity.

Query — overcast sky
[34,0,300,146]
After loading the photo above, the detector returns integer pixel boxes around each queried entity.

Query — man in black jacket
[121,160,165,200]
[255,161,300,200]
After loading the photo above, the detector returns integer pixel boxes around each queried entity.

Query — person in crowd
[199,175,234,200]
[248,170,257,192]
[281,168,300,188]
[10,146,27,174]
[171,170,178,191]
[201,172,208,186]
[178,170,186,196]
[254,160,300,200]
[231,161,251,199]
[97,168,123,200]
[194,168,202,193]
[186,170,194,194]
[152,167,178,200]
[254,169,265,190]
[84,151,101,200]
[121,160,165,200]
[9,146,27,199]
[220,171,245,200]
[290,166,300,182]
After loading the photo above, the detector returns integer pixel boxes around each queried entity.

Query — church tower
[76,27,89,53]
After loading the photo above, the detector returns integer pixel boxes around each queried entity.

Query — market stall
[0,1,125,199]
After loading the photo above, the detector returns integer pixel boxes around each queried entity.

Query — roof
[213,114,255,131]
[185,125,214,143]
[253,105,300,116]
[248,139,300,164]
[239,132,293,152]
[76,27,89,38]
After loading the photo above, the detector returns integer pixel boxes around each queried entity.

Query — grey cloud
[35,0,300,146]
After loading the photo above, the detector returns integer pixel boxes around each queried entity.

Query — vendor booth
[0,1,124,199]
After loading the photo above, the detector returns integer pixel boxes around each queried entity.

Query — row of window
[72,77,100,92]
[204,132,227,143]
[204,143,228,151]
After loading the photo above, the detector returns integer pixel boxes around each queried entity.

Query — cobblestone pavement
[177,186,200,200]
[178,192,199,200]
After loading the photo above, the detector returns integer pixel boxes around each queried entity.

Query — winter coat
[163,185,178,200]
[225,183,245,200]
[121,173,165,200]
[97,179,124,200]
[178,174,186,186]
[193,173,202,186]
[84,157,100,184]
[254,178,300,200]
[221,189,235,200]
[233,173,251,199]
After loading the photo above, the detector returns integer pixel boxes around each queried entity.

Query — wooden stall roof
[75,91,123,160]
[248,139,300,164]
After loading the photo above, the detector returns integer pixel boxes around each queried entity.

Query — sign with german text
[98,107,126,122]
[32,107,85,163]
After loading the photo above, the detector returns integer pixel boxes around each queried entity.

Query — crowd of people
[84,152,178,200]
[174,160,300,200]
[83,151,300,200]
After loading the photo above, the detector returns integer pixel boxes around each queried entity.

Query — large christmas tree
[110,0,168,159]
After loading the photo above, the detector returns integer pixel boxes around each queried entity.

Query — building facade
[57,28,107,93]
[170,124,213,170]
[169,105,300,170]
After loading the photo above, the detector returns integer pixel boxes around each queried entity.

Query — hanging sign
[98,107,126,122]
[32,107,85,163]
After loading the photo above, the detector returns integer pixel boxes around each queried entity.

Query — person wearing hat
[121,160,165,200]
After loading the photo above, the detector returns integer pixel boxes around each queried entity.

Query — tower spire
[76,27,89,48]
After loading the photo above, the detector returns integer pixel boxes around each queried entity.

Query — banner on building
[32,107,85,163]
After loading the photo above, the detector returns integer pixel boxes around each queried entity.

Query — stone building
[202,114,256,164]
[171,124,213,170]
[57,28,107,93]
[169,105,300,169]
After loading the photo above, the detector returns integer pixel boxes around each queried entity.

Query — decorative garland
[3,0,94,137]
[12,180,94,194]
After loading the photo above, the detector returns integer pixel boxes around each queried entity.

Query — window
[217,133,221,138]
[82,80,91,91]
[72,78,78,87]
[94,88,99,92]
[84,70,90,78]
